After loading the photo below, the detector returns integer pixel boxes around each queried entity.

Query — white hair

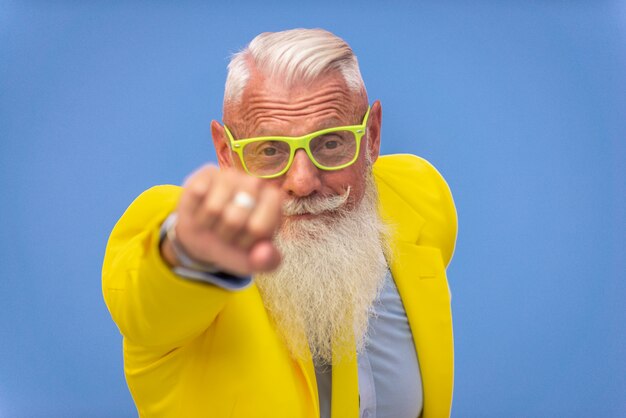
[224,28,365,105]
[255,173,390,364]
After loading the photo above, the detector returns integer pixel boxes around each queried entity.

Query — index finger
[239,185,284,248]
[178,165,218,216]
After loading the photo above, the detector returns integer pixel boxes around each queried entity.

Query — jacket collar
[374,167,425,245]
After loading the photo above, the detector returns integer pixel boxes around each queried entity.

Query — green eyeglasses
[224,107,371,179]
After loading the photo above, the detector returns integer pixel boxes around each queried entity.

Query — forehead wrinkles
[246,106,348,135]
[239,84,355,136]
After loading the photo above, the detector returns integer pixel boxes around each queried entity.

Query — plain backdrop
[1,1,625,417]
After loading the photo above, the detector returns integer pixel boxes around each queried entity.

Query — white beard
[254,173,390,365]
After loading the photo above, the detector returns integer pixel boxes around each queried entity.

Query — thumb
[248,240,282,273]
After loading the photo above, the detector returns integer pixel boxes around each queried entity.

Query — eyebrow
[252,117,346,138]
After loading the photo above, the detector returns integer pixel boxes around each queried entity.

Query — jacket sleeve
[102,185,234,350]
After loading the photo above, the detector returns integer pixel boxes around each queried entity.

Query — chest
[315,272,423,418]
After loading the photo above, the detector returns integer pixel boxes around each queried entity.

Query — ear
[366,100,382,163]
[211,120,236,169]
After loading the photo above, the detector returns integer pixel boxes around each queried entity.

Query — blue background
[1,1,624,416]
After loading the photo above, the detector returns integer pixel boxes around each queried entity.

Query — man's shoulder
[127,184,183,214]
[374,153,443,176]
[373,154,453,203]
[373,154,457,267]
[131,184,184,210]
[113,185,183,234]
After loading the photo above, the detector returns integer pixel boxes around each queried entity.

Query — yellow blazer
[103,154,457,418]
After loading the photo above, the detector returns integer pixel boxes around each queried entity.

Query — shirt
[315,270,423,418]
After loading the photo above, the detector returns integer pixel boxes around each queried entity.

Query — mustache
[283,187,351,216]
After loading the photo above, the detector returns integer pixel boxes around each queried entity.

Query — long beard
[254,173,390,365]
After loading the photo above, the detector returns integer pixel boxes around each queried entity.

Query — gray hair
[224,28,365,105]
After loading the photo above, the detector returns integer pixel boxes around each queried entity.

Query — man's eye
[324,140,339,150]
[262,147,277,156]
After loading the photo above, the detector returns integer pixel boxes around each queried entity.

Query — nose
[281,149,322,198]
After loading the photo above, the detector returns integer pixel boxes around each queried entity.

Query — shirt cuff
[159,214,252,291]
[171,266,252,291]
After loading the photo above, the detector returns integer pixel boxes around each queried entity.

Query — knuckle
[246,176,263,191]
[187,183,207,199]
[221,173,239,191]
[202,199,222,219]
[222,168,238,180]
[247,218,273,239]
[221,208,244,230]
[184,164,213,184]
[263,185,282,202]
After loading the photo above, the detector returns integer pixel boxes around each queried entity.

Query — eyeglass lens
[241,130,357,176]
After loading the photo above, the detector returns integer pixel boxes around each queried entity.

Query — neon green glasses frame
[224,107,371,179]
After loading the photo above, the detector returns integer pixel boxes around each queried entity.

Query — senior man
[103,28,457,418]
